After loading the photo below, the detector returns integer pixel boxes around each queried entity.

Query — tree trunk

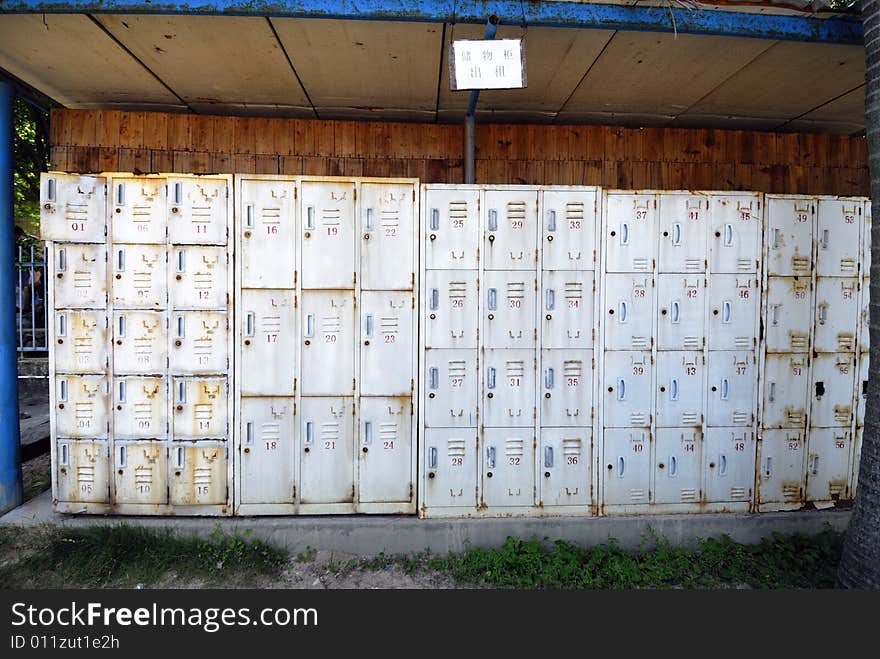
[839,0,880,589]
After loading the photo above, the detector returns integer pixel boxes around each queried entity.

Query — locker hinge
[294,295,298,308]
[411,273,416,290]
[354,189,357,201]
[295,271,298,285]
[353,378,356,392]
[410,401,414,415]
[103,183,108,196]
[353,272,357,286]
[226,486,229,501]
[293,402,297,416]
[409,483,414,502]
[294,186,298,200]
[411,293,415,308]
[292,485,297,500]
[351,484,356,499]
[412,189,416,202]
[225,186,229,198]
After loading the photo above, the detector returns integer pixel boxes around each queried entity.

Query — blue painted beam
[0,1,864,45]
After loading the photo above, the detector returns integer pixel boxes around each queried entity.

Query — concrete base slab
[0,491,851,556]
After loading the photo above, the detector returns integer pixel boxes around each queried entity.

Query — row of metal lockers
[41,173,870,517]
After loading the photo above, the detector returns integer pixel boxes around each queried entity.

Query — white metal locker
[113,311,165,375]
[706,351,756,427]
[52,244,106,309]
[424,187,480,270]
[301,290,355,395]
[758,430,806,507]
[113,440,167,505]
[859,279,869,355]
[240,289,295,396]
[238,178,295,288]
[111,244,166,310]
[806,428,852,503]
[41,174,106,243]
[481,428,535,508]
[53,310,107,374]
[239,397,295,505]
[765,196,813,276]
[424,349,478,427]
[301,179,356,289]
[482,270,537,348]
[541,270,594,349]
[423,428,478,508]
[602,429,650,506]
[172,377,228,439]
[541,189,597,271]
[360,291,414,396]
[655,351,704,428]
[657,274,705,350]
[603,351,652,428]
[56,439,110,504]
[761,354,809,428]
[358,397,413,504]
[109,177,167,244]
[483,189,538,271]
[482,348,536,428]
[539,427,591,507]
[813,277,859,353]
[169,246,228,310]
[657,193,707,274]
[653,428,701,505]
[703,428,755,504]
[816,198,861,277]
[299,397,355,504]
[424,270,479,349]
[169,311,228,375]
[55,374,109,438]
[707,274,758,351]
[763,276,812,353]
[709,193,760,273]
[166,177,228,245]
[809,353,856,427]
[540,349,593,427]
[169,441,228,506]
[604,193,656,273]
[360,181,416,290]
[603,274,654,350]
[114,376,167,439]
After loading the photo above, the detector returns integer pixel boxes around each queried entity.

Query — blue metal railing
[15,244,47,353]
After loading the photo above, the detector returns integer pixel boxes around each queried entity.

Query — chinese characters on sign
[449,39,527,91]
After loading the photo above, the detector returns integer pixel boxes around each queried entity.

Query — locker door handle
[59,379,67,402]
[305,314,315,338]
[173,182,183,205]
[57,313,66,337]
[812,456,819,475]
[118,380,126,403]
[430,208,439,231]
[118,445,126,468]
[771,305,780,326]
[487,367,496,389]
[118,315,126,337]
[547,210,557,232]
[306,206,315,230]
[671,222,682,245]
[305,421,314,445]
[821,229,830,249]
[57,248,66,271]
[671,301,680,324]
[670,455,677,477]
[546,289,555,311]
[773,228,780,249]
[670,379,679,401]
[620,223,629,245]
[722,301,731,324]
[176,250,185,273]
[720,378,729,400]
[487,288,497,311]
[545,368,554,389]
[428,447,438,469]
[618,457,626,476]
[46,177,56,202]
[619,301,627,323]
[724,224,733,246]
[245,204,254,228]
[544,446,554,468]
[720,454,728,476]
[176,381,186,404]
[176,315,185,338]
[245,312,255,337]
[617,379,626,401]
[117,249,125,271]
[428,367,439,390]
[175,446,185,469]
[116,183,125,206]
[364,207,374,230]
[486,446,496,469]
[769,382,776,403]
[429,289,439,310]
[488,209,498,232]
[245,421,254,445]
[818,305,828,325]
[764,456,772,477]
[364,314,374,337]
[59,443,69,466]
[364,421,372,445]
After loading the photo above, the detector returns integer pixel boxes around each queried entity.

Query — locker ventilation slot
[782,484,801,502]
[729,487,747,500]
[680,488,698,502]
[447,438,466,458]
[630,413,648,426]
[629,489,647,503]
[506,201,527,221]
[448,201,468,221]
[790,335,809,351]
[732,412,749,425]
[681,413,699,425]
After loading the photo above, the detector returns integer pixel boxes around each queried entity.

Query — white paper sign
[449,39,527,91]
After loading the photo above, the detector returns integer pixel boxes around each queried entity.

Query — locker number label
[452,457,463,466]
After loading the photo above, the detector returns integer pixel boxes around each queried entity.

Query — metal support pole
[463,14,500,184]
[0,81,22,515]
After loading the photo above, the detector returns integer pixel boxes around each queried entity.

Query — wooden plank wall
[49,109,869,195]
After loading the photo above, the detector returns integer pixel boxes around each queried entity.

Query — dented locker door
[764,276,812,353]
[603,429,650,506]
[655,351,704,428]
[603,351,652,428]
[300,397,355,504]
[169,311,228,375]
[706,274,758,351]
[111,244,166,310]
[239,179,295,288]
[657,274,705,350]
[603,274,654,350]
[483,270,537,348]
[765,196,813,276]
[541,270,594,349]
[758,430,806,506]
[816,199,861,277]
[169,246,228,310]
[169,441,228,506]
[53,310,108,374]
[813,277,859,353]
[240,290,295,396]
[113,311,165,375]
[114,376,167,439]
[172,377,228,439]
[358,397,413,504]
[483,189,538,271]
[761,354,809,428]
[109,177,166,244]
[301,291,355,395]
[55,374,109,438]
[604,193,656,273]
[706,351,756,427]
[810,353,856,427]
[806,428,852,503]
[52,244,106,309]
[301,180,356,289]
[166,177,228,245]
[657,193,707,273]
[540,349,593,427]
[481,428,535,508]
[424,270,478,349]
[539,427,591,507]
[424,349,478,427]
[41,174,106,243]
[653,429,701,505]
[482,348,536,428]
[360,182,415,290]
[423,428,478,508]
[709,193,760,273]
[425,188,480,270]
[703,428,755,504]
[360,291,414,396]
[240,397,294,504]
[56,439,109,503]
[113,440,168,505]
[541,189,597,271]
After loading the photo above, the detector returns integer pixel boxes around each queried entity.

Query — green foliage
[12,97,49,234]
